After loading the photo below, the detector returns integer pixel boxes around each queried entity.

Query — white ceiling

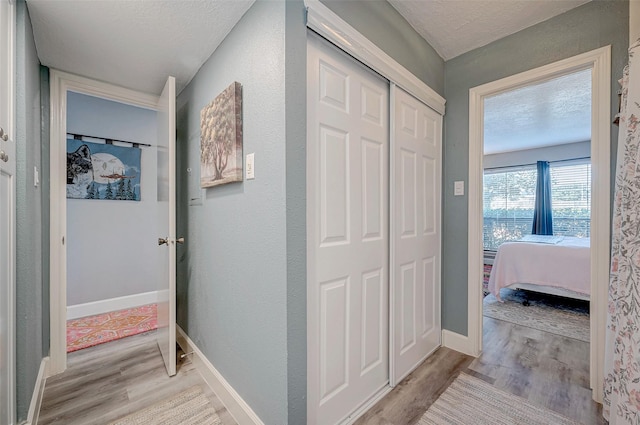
[25,0,594,150]
[483,68,592,155]
[388,0,591,60]
[26,0,255,95]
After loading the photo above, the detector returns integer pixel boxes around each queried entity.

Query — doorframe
[1,0,15,423]
[48,69,159,375]
[467,46,611,402]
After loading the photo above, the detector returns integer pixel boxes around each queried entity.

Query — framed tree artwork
[200,81,243,188]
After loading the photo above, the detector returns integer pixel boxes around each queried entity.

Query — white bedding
[488,236,590,301]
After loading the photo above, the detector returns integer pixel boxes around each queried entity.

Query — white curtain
[604,38,640,424]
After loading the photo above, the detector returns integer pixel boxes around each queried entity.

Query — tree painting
[200,82,243,188]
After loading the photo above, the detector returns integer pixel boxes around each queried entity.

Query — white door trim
[1,0,15,423]
[467,46,611,403]
[304,0,445,116]
[49,69,159,375]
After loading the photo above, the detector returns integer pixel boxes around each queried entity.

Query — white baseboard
[66,291,158,320]
[176,326,264,425]
[23,357,49,425]
[442,330,475,357]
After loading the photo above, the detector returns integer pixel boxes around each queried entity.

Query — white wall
[484,141,591,169]
[66,91,158,308]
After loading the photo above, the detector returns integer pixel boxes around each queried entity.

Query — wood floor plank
[354,348,473,425]
[40,311,604,424]
[359,314,603,425]
[37,331,237,425]
[468,316,604,425]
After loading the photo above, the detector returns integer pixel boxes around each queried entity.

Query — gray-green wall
[15,0,45,420]
[284,0,307,423]
[176,1,440,422]
[176,2,289,423]
[319,0,444,96]
[442,0,629,334]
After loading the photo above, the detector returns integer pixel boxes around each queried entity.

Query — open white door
[156,76,177,376]
[0,0,15,422]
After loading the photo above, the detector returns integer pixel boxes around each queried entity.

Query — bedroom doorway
[467,46,611,403]
[481,67,591,322]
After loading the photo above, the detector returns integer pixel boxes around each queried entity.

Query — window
[483,161,591,251]
[483,166,536,251]
[551,163,591,237]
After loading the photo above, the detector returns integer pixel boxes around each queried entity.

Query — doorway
[48,70,175,376]
[467,46,611,402]
[64,91,159,353]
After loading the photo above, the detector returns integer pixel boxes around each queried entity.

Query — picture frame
[200,81,243,188]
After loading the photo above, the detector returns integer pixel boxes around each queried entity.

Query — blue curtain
[532,160,553,235]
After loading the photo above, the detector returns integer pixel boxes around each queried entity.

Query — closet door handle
[158,237,168,246]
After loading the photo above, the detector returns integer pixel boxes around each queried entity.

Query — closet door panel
[362,138,383,241]
[308,33,390,425]
[319,126,350,245]
[319,277,349,402]
[392,86,442,384]
[422,257,437,337]
[361,269,384,374]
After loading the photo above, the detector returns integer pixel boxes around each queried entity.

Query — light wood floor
[38,331,237,425]
[39,315,602,425]
[357,315,604,425]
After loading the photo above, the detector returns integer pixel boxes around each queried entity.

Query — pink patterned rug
[67,304,158,353]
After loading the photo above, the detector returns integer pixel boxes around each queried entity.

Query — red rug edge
[67,304,158,353]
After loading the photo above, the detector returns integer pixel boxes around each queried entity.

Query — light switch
[246,153,255,180]
[454,180,464,196]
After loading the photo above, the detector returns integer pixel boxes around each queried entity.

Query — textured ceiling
[388,0,591,60]
[26,0,255,95]
[26,0,595,156]
[483,68,591,155]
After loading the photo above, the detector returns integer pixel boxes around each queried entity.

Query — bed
[488,235,590,301]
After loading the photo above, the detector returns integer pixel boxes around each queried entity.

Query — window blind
[483,167,536,251]
[550,163,591,237]
[482,161,591,251]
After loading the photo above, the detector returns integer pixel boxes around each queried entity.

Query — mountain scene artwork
[66,138,142,201]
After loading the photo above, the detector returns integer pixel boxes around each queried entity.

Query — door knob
[0,151,7,162]
[158,237,168,246]
[177,237,185,244]
[0,127,7,141]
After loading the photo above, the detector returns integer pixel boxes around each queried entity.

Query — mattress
[488,236,590,301]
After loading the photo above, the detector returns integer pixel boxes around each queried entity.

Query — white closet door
[308,33,390,425]
[391,85,441,385]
